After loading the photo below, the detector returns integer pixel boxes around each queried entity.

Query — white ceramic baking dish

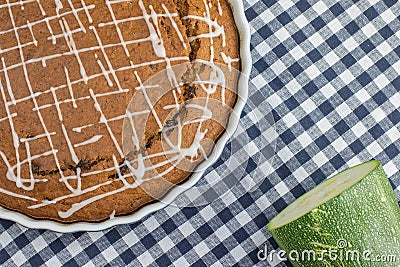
[0,0,251,232]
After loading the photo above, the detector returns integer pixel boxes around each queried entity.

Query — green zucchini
[268,160,400,266]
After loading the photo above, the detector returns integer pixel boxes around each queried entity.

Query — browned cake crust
[0,0,240,222]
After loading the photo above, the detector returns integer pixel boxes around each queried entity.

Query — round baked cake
[0,0,240,222]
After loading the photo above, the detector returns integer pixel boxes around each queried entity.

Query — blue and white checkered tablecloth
[1,0,400,266]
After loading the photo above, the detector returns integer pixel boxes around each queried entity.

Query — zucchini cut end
[268,160,380,230]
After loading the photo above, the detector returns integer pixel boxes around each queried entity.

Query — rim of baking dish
[0,0,251,233]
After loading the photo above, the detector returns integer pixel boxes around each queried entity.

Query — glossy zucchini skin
[268,161,400,267]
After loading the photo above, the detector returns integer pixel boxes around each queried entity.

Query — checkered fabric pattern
[1,0,400,266]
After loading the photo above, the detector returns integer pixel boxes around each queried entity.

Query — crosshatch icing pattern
[0,0,240,221]
[1,0,400,266]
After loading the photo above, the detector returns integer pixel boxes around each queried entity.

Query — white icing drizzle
[76,167,82,192]
[183,103,212,125]
[134,71,163,129]
[54,0,63,16]
[139,0,181,94]
[44,18,57,44]
[12,91,42,105]
[220,52,239,72]
[89,88,124,158]
[0,69,22,186]
[36,0,46,16]
[25,141,41,191]
[0,5,95,36]
[50,87,63,121]
[1,39,186,75]
[72,124,94,133]
[0,0,237,219]
[47,28,85,42]
[125,111,140,151]
[74,135,103,147]
[64,67,78,108]
[0,149,52,191]
[0,113,17,123]
[1,58,16,105]
[0,186,37,201]
[120,56,188,70]
[80,0,93,23]
[28,177,115,209]
[107,110,149,123]
[109,210,116,219]
[105,0,131,59]
[26,20,38,46]
[95,53,113,87]
[192,59,226,95]
[57,154,147,218]
[139,1,166,58]
[0,0,34,9]
[163,89,180,110]
[50,87,79,164]
[33,95,90,112]
[183,15,226,46]
[66,0,86,33]
[63,123,79,164]
[20,132,56,143]
[32,89,128,112]
[90,26,124,91]
[217,0,223,16]
[172,89,179,110]
[135,157,157,179]
[161,4,187,49]
[122,109,151,153]
[2,150,55,171]
[0,41,36,55]
[57,180,134,218]
[19,0,25,10]
[98,13,176,27]
[59,18,89,83]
